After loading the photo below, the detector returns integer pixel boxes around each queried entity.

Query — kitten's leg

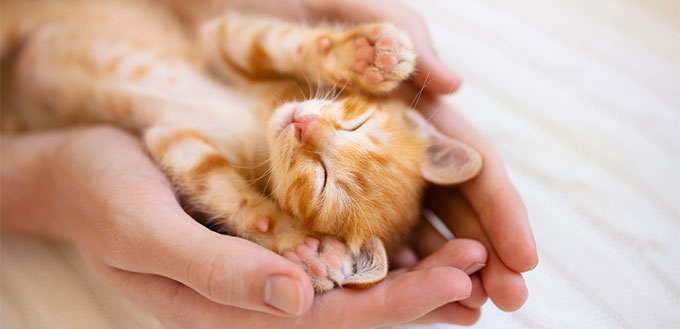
[144,126,358,292]
[200,13,415,93]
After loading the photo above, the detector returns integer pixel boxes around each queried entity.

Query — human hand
[399,94,539,312]
[0,126,490,328]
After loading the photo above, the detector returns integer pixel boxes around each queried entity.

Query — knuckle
[187,247,243,305]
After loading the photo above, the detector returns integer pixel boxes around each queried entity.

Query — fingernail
[264,275,304,316]
[463,262,486,275]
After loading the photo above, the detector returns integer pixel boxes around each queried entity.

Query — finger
[149,221,314,316]
[390,245,419,268]
[458,273,488,309]
[402,17,462,94]
[418,95,538,272]
[99,247,474,329]
[481,249,529,311]
[411,238,488,310]
[311,267,472,328]
[97,264,292,329]
[412,238,487,274]
[428,187,528,311]
[413,272,487,324]
[410,302,480,325]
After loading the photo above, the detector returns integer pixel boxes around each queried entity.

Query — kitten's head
[267,95,482,249]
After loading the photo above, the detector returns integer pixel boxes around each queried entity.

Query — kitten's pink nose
[293,114,320,142]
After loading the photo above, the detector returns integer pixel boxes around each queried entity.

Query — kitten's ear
[342,237,388,288]
[406,111,483,185]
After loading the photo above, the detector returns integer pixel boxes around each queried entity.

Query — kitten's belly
[166,93,271,181]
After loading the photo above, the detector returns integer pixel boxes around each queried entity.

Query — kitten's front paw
[282,237,353,293]
[319,23,416,93]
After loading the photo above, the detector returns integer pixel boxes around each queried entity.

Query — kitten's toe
[283,236,353,293]
[322,23,416,93]
[319,238,354,284]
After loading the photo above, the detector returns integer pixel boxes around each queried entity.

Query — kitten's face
[267,95,481,249]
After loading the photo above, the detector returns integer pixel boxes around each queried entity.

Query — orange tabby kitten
[1,0,482,292]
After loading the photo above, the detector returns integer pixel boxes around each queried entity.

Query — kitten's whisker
[294,59,313,98]
[419,79,459,126]
[240,165,274,190]
[330,75,350,102]
[263,87,285,107]
[291,81,307,100]
[409,69,432,110]
[314,67,323,100]
[424,100,446,125]
[260,168,276,199]
[229,159,270,169]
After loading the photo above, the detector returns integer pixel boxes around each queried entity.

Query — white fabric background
[2,0,679,328]
[400,0,680,328]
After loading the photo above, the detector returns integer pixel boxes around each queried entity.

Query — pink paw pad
[352,61,369,74]
[323,252,343,269]
[354,37,370,48]
[255,217,270,233]
[355,46,375,62]
[296,244,317,260]
[317,38,332,54]
[310,262,328,278]
[377,37,399,48]
[304,237,320,250]
[365,69,384,84]
[378,54,398,67]
[283,251,301,262]
[351,26,405,84]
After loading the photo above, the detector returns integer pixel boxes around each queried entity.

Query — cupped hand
[1,126,490,328]
[108,238,488,329]
[409,94,539,312]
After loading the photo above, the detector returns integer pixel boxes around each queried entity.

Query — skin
[416,94,537,311]
[0,0,538,327]
[1,127,486,328]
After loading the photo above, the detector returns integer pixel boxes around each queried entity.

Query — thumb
[148,221,315,317]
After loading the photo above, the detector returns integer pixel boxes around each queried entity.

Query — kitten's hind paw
[283,237,354,293]
[319,23,416,93]
[282,236,388,293]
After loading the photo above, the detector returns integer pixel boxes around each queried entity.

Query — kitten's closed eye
[315,161,328,195]
[340,109,374,131]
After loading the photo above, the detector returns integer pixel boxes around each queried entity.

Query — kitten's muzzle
[293,114,320,143]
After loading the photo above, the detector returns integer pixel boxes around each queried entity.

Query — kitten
[1,0,482,292]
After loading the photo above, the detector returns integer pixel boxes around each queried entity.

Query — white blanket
[400,0,680,328]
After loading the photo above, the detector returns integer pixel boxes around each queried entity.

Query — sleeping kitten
[1,0,482,292]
